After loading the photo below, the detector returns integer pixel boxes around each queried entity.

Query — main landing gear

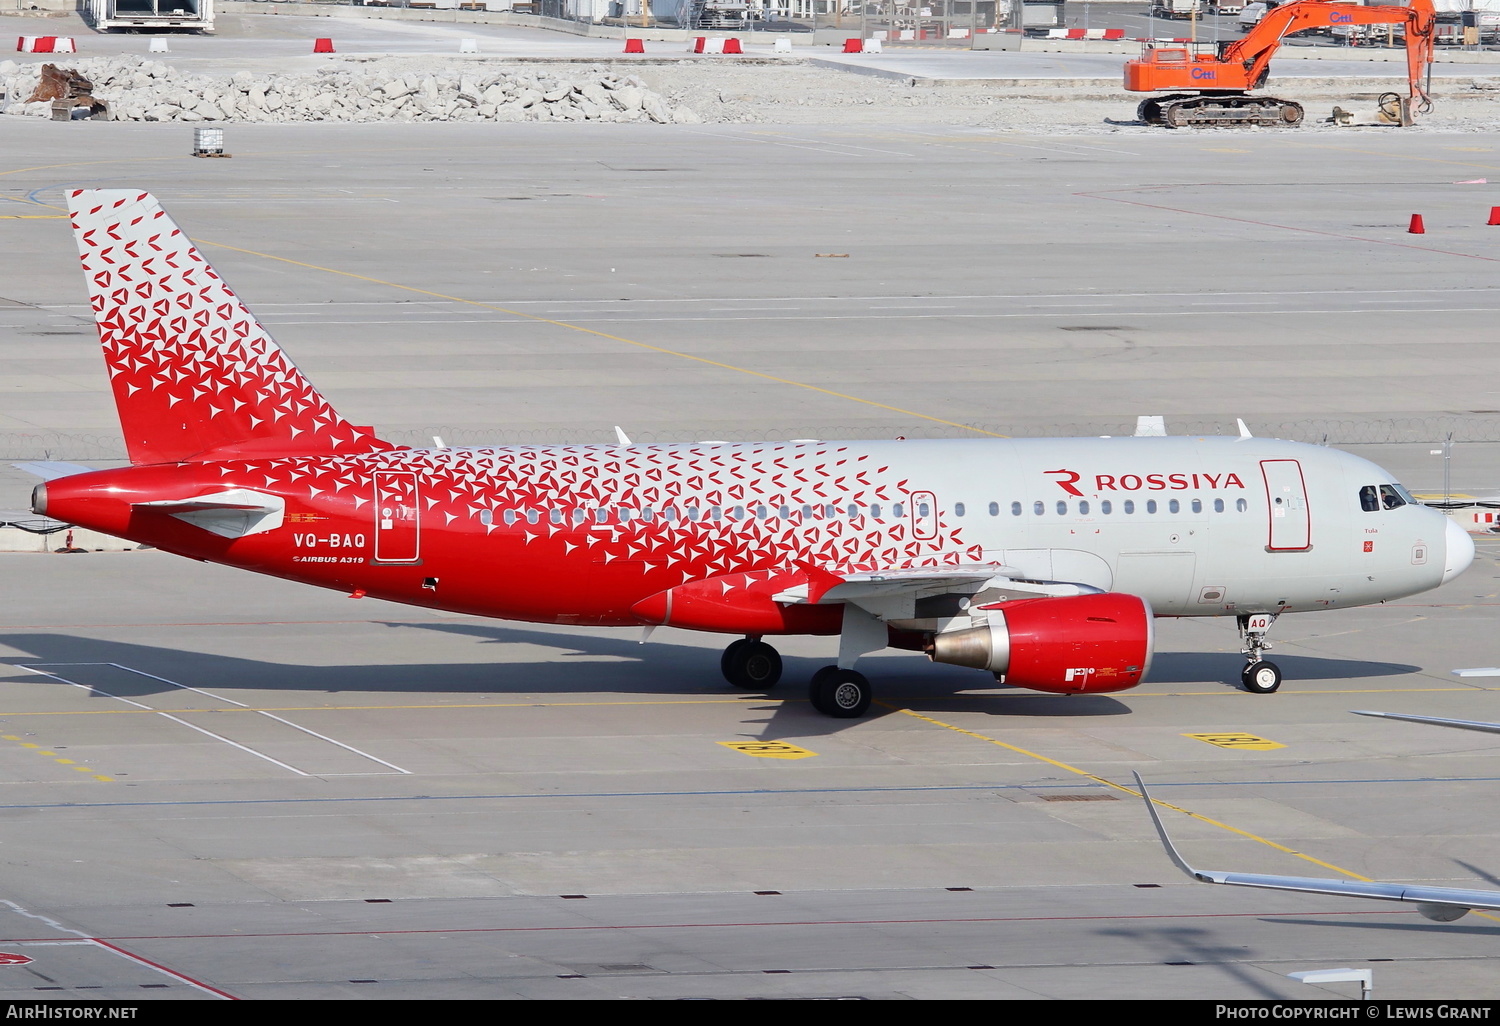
[1238,612,1282,694]
[720,636,783,689]
[716,626,876,719]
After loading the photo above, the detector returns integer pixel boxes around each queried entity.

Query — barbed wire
[6,416,1500,460]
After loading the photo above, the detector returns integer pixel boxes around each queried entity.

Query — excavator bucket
[24,64,109,122]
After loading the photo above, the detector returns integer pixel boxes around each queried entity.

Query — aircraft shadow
[0,625,1132,738]
[1148,651,1419,685]
[1258,916,1500,935]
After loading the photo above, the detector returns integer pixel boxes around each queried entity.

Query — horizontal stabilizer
[12,461,94,481]
[132,488,284,539]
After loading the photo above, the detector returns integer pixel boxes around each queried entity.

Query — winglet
[615,426,632,447]
[1236,418,1253,439]
[1133,772,1203,882]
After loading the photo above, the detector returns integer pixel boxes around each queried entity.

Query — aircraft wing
[1353,710,1500,735]
[770,563,1103,608]
[1133,771,1500,920]
[12,461,94,481]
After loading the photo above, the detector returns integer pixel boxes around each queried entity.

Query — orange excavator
[1125,0,1436,127]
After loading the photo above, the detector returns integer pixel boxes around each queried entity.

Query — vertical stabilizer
[68,189,390,465]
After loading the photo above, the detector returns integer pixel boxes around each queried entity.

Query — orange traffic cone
[313,38,334,53]
[624,38,644,53]
[1408,214,1425,234]
[723,37,742,53]
[1488,206,1500,225]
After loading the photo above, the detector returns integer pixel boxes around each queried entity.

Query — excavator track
[1148,94,1305,128]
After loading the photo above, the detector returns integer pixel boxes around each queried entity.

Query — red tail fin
[69,189,390,465]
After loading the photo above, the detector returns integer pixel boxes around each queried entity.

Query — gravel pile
[0,56,700,124]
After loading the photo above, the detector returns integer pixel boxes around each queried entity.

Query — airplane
[19,190,1476,718]
[1134,708,1500,922]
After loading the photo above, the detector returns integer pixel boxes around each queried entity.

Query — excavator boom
[1125,0,1436,128]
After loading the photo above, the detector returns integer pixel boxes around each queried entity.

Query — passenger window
[954,502,965,517]
[824,505,839,518]
[1010,502,1021,516]
[892,503,905,518]
[526,509,541,525]
[1146,500,1158,514]
[993,502,1004,516]
[480,509,493,525]
[1033,501,1045,515]
[549,509,563,525]
[847,503,859,518]
[640,506,654,522]
[593,508,608,524]
[1057,500,1067,515]
[1379,485,1406,510]
[1191,499,1202,513]
[1169,499,1180,514]
[1101,500,1112,514]
[1360,485,1380,512]
[1079,500,1090,515]
[503,509,517,525]
[870,504,882,519]
[779,505,791,519]
[1123,500,1135,514]
[663,507,677,522]
[755,504,767,520]
[687,507,700,521]
[618,507,634,522]
[1236,498,1248,512]
[572,508,587,525]
[710,506,723,521]
[799,505,810,518]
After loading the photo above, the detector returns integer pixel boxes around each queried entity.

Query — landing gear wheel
[721,639,782,689]
[1241,660,1282,694]
[808,667,872,718]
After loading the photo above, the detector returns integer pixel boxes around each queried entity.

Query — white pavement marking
[0,900,234,999]
[15,662,410,776]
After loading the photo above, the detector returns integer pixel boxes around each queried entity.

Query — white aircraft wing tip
[1132,772,1202,881]
[1452,668,1500,677]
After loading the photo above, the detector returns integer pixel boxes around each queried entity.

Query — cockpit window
[1359,485,1379,513]
[1379,484,1407,510]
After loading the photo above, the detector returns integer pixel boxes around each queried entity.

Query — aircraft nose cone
[1444,517,1476,584]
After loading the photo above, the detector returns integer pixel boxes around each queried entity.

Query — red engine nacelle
[927,593,1154,694]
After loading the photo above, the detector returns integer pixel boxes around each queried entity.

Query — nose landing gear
[1238,612,1282,694]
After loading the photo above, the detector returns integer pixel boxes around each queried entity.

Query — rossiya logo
[1046,469,1247,494]
[1044,469,1084,497]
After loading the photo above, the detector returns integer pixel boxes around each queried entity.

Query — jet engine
[926,593,1153,694]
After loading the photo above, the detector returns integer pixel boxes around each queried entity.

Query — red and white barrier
[1044,28,1126,41]
[16,36,76,54]
[689,37,742,54]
